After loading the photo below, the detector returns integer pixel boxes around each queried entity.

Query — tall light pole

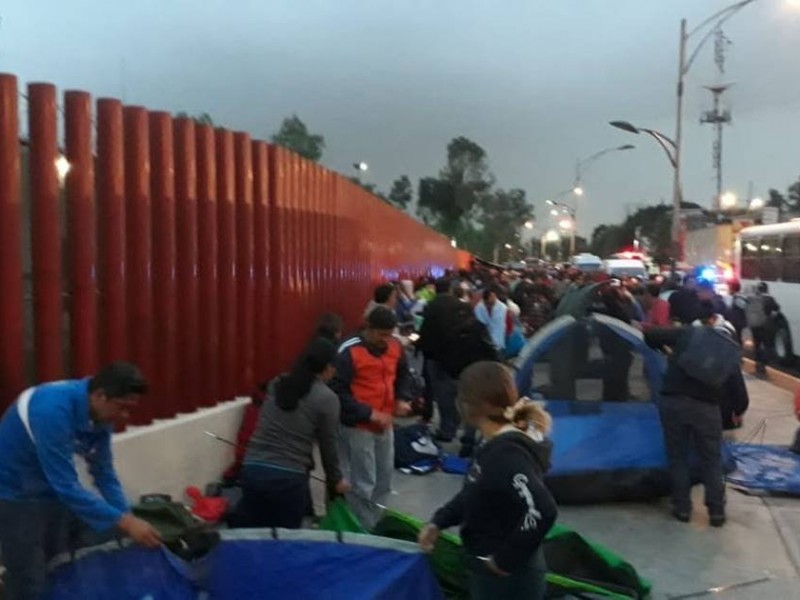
[612,0,761,262]
[546,199,577,256]
[541,230,560,261]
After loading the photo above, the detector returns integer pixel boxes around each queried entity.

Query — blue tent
[45,530,443,600]
[513,315,671,503]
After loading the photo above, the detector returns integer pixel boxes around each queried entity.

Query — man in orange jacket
[332,307,413,528]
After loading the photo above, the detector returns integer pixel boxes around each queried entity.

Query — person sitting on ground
[332,307,415,529]
[235,338,349,529]
[0,362,161,599]
[645,301,745,527]
[418,362,557,600]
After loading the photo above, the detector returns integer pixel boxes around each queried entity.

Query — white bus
[735,222,800,365]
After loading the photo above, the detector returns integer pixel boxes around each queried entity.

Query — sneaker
[709,514,726,527]
[671,509,690,523]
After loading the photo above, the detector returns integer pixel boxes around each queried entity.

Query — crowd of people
[0,260,780,600]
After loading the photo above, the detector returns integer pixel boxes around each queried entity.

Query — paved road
[376,376,800,599]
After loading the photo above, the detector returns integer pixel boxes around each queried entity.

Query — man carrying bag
[645,301,744,527]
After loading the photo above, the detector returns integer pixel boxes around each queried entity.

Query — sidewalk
[384,375,800,599]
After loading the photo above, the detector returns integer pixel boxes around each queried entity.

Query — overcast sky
[2,0,799,236]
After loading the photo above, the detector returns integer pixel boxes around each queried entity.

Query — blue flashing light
[698,266,717,282]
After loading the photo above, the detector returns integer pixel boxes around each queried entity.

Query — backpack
[394,424,440,472]
[677,328,742,388]
[746,295,768,329]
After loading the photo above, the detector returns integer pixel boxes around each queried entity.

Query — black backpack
[677,328,742,388]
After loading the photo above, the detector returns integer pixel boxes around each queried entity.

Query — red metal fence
[0,73,456,422]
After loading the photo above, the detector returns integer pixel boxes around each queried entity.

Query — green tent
[320,499,651,599]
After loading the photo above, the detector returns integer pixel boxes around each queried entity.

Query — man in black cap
[0,362,162,599]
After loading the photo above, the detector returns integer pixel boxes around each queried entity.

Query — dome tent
[513,314,671,504]
[45,528,444,600]
[44,498,652,599]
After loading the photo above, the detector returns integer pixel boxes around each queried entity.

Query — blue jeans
[236,464,310,529]
[426,359,459,439]
[469,548,547,600]
[0,499,86,600]
[339,427,393,530]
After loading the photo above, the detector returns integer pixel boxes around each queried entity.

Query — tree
[474,188,534,258]
[767,188,787,211]
[590,204,673,262]
[788,177,800,212]
[271,115,326,162]
[176,111,214,126]
[388,175,413,211]
[418,136,494,237]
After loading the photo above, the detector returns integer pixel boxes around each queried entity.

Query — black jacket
[645,326,748,408]
[418,294,465,362]
[668,288,701,325]
[439,317,501,379]
[431,431,557,573]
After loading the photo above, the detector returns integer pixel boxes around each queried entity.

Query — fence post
[234,133,254,393]
[150,112,177,418]
[97,99,127,367]
[0,74,25,411]
[196,125,219,408]
[252,141,270,381]
[28,83,63,382]
[175,118,199,412]
[65,90,98,377]
[216,129,236,402]
[123,106,153,425]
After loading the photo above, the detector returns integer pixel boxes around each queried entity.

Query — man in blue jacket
[0,362,162,599]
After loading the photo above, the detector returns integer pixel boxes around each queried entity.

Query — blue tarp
[47,536,444,600]
[726,443,800,495]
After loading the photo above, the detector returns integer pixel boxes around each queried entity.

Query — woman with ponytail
[418,362,557,600]
[237,338,349,528]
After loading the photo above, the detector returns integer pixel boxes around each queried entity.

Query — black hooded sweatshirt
[431,429,557,573]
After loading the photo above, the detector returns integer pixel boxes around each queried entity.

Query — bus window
[741,238,760,279]
[783,233,800,283]
[760,235,782,282]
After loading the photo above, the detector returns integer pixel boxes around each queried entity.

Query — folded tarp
[726,442,800,496]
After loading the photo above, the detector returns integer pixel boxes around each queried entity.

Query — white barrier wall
[111,398,249,503]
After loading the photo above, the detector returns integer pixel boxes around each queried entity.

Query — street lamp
[524,220,534,230]
[353,161,368,172]
[573,144,635,189]
[541,230,561,261]
[559,218,574,231]
[720,191,738,210]
[749,197,765,211]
